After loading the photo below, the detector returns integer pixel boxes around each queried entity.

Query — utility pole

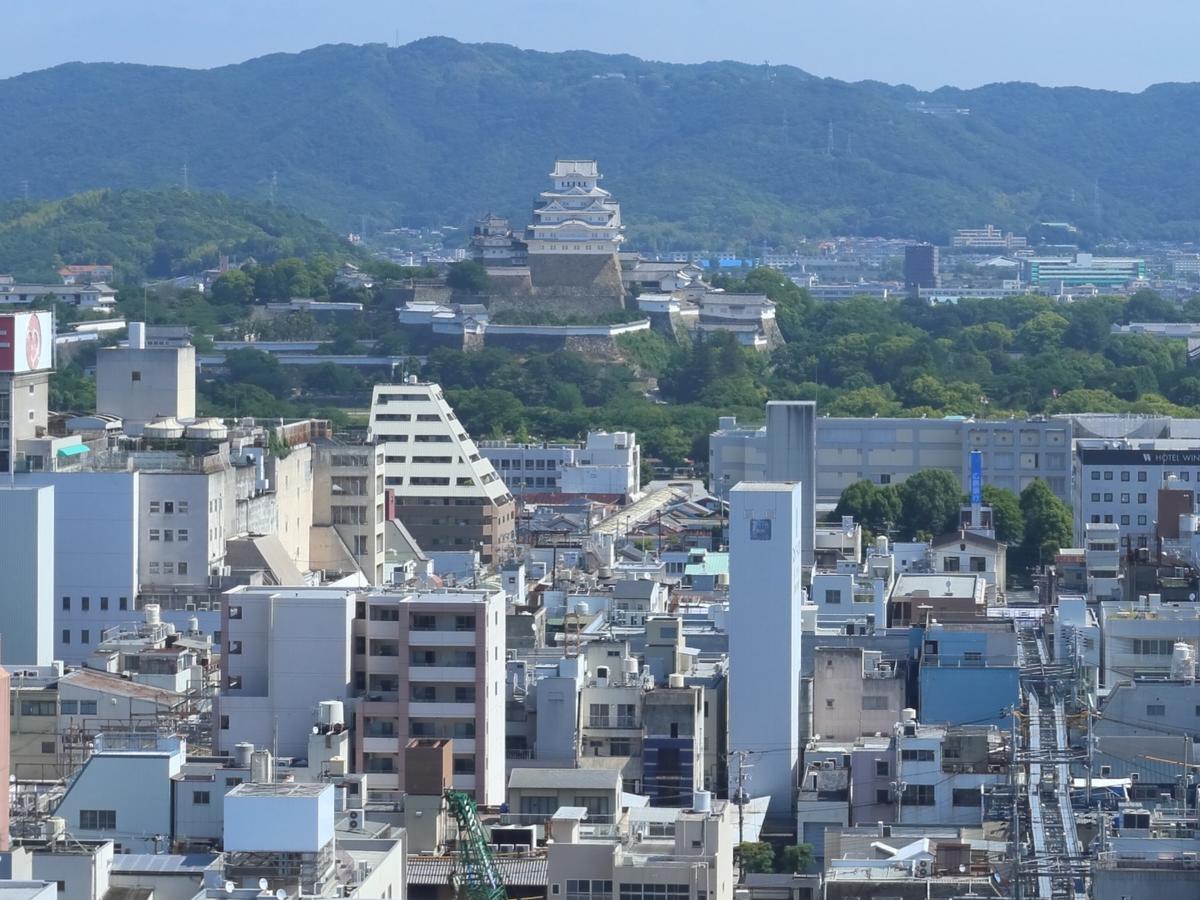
[182,160,190,194]
[1009,704,1023,900]
[730,750,751,878]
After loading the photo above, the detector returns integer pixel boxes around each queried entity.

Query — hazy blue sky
[1,0,1193,91]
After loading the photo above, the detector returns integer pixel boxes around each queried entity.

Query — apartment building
[367,379,515,563]
[311,440,386,584]
[352,588,506,804]
[1098,594,1200,687]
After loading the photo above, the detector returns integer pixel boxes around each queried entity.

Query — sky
[1,0,1196,92]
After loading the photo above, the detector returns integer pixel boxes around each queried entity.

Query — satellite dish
[224,882,235,894]
[276,891,287,900]
[258,879,269,891]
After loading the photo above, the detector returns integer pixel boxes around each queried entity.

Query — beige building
[811,647,905,742]
[311,440,386,584]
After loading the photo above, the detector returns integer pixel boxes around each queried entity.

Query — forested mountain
[2,38,1200,243]
[0,190,351,281]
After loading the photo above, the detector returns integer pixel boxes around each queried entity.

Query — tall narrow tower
[728,481,804,816]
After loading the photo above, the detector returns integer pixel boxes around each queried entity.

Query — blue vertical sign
[969,450,983,505]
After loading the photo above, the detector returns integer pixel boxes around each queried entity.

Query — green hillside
[1,39,1199,242]
[0,189,352,281]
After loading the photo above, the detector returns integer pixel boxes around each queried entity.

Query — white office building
[479,431,640,499]
[728,482,804,815]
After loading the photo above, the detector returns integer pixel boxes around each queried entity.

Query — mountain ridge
[2,38,1198,243]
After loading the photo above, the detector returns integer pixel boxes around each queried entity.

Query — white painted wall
[0,485,54,665]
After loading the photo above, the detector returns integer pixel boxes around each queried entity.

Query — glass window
[79,810,117,830]
[80,700,98,715]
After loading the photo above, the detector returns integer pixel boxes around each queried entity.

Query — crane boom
[444,789,508,900]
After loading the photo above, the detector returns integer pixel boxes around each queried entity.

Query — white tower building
[728,481,804,816]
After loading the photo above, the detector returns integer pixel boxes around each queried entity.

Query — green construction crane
[444,789,508,900]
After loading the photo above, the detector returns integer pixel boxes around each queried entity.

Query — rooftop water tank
[234,742,254,769]
[144,604,161,626]
[318,700,345,728]
[692,790,712,813]
[668,673,686,689]
[186,417,229,440]
[144,417,185,439]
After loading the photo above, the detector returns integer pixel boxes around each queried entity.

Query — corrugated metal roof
[507,767,620,790]
[406,856,548,886]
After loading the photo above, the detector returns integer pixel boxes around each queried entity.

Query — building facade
[479,431,640,499]
[367,381,516,563]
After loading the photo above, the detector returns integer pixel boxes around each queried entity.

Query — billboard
[0,312,53,373]
[969,449,983,506]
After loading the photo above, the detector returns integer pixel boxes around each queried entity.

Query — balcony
[408,701,476,717]
[408,665,477,682]
[362,736,398,754]
[407,630,477,647]
[586,716,640,730]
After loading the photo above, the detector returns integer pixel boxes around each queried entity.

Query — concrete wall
[0,486,54,665]
[95,345,195,428]
[729,482,803,815]
[21,472,139,663]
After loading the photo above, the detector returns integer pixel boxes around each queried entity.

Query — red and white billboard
[0,312,53,373]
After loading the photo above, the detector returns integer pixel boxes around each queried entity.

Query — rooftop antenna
[19,179,29,202]
[182,160,190,194]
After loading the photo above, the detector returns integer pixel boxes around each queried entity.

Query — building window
[61,700,78,715]
[61,596,70,610]
[1103,471,1113,481]
[1120,515,1130,525]
[1138,515,1147,525]
[1137,493,1147,503]
[908,784,936,806]
[1103,493,1113,503]
[41,741,55,754]
[1090,493,1100,502]
[875,789,890,805]
[1090,471,1100,481]
[452,757,476,775]
[80,700,97,715]
[81,596,90,611]
[192,790,211,805]
[879,474,891,485]
[824,589,842,604]
[100,597,109,611]
[61,629,70,645]
[1138,471,1148,482]
[79,809,117,830]
[1146,704,1166,717]
[178,562,188,576]
[900,748,935,762]
[81,630,90,644]
[969,556,987,572]
[862,695,889,710]
[1121,471,1130,482]
[943,557,961,572]
[150,529,160,542]
[567,881,613,900]
[220,715,230,730]
[226,777,243,787]
[875,760,889,777]
[120,597,128,610]
[952,788,982,807]
[131,371,141,382]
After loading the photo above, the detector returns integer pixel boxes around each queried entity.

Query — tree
[835,480,902,536]
[222,347,292,399]
[1019,479,1073,568]
[897,469,962,539]
[981,485,1024,547]
[777,843,815,874]
[210,268,254,305]
[737,842,774,875]
[446,260,490,294]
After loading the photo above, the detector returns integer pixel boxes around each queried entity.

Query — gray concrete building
[710,412,1073,505]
